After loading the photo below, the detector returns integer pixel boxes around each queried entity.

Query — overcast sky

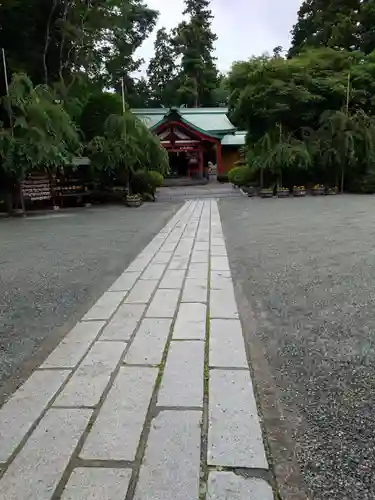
[137,0,303,73]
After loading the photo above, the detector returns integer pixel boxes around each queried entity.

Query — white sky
[136,0,303,73]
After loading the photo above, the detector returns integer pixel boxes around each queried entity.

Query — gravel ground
[0,203,180,398]
[219,195,375,500]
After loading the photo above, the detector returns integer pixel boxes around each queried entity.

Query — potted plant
[125,194,142,207]
[260,188,274,198]
[312,184,325,195]
[293,186,306,197]
[326,186,338,195]
[277,187,290,198]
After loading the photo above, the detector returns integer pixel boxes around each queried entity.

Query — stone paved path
[0,200,274,500]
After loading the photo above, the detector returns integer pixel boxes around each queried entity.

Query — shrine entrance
[154,117,223,179]
[169,151,190,178]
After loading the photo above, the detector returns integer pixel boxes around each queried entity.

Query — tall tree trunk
[260,166,264,189]
[59,1,72,84]
[43,0,57,85]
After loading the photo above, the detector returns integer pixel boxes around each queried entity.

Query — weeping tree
[312,109,375,192]
[0,73,80,209]
[86,112,169,192]
[251,128,311,188]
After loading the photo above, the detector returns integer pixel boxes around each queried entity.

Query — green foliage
[228,48,362,141]
[289,0,361,57]
[0,73,80,182]
[131,170,164,196]
[0,0,157,93]
[174,0,218,107]
[80,93,123,142]
[228,166,252,187]
[147,28,179,107]
[289,1,375,57]
[148,171,164,189]
[86,112,169,187]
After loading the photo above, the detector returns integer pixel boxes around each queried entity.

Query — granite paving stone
[191,250,209,263]
[109,272,140,292]
[134,411,201,500]
[80,367,157,461]
[141,264,166,280]
[158,341,204,407]
[146,289,179,318]
[173,303,207,340]
[159,270,186,289]
[182,278,207,303]
[61,468,132,500]
[41,321,105,369]
[160,241,178,253]
[187,262,208,279]
[210,255,230,271]
[206,472,274,500]
[0,370,71,462]
[194,241,209,251]
[125,318,172,365]
[82,292,125,321]
[211,237,225,246]
[208,369,268,468]
[54,341,126,407]
[151,252,172,265]
[168,255,190,270]
[210,245,227,257]
[209,319,248,368]
[100,304,146,341]
[210,270,232,290]
[125,280,158,304]
[126,255,153,273]
[175,239,195,254]
[0,408,91,500]
[210,288,239,319]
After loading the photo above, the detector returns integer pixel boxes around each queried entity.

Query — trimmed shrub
[148,171,164,190]
[228,166,252,187]
[131,170,164,198]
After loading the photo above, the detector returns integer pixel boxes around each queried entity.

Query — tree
[86,112,169,190]
[212,74,230,106]
[0,1,158,92]
[289,0,361,57]
[174,0,218,107]
[358,1,375,55]
[80,93,123,142]
[0,73,80,202]
[227,48,362,142]
[147,28,179,107]
[227,45,375,190]
[273,46,284,58]
[312,109,375,191]
[251,128,311,188]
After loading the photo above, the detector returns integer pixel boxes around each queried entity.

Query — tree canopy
[2,0,375,201]
[289,0,375,56]
[0,0,157,93]
[174,0,219,107]
[147,28,179,107]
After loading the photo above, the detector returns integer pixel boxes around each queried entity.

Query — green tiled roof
[133,107,236,137]
[221,131,247,146]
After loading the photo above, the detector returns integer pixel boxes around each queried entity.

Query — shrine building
[133,107,246,178]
